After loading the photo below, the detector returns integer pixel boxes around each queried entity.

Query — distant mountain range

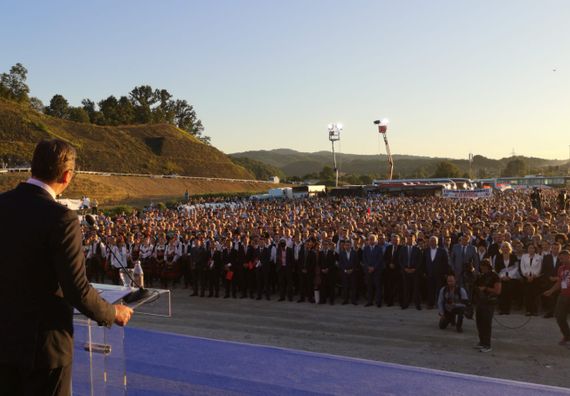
[230,148,569,179]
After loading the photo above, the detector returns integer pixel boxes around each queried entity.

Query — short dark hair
[31,139,76,182]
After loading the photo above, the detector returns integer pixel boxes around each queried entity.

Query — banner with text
[442,189,493,199]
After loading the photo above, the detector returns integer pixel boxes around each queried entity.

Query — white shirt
[520,253,542,277]
[26,178,56,200]
[430,248,437,262]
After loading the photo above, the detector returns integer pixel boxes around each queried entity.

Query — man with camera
[437,273,469,333]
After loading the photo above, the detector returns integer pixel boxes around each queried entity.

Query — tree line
[0,63,209,144]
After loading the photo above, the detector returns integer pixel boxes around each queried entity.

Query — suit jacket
[449,243,478,277]
[384,244,402,270]
[338,249,359,272]
[0,183,115,369]
[398,245,423,273]
[362,245,385,272]
[542,254,559,279]
[423,247,449,279]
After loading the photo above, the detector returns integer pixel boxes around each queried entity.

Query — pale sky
[2,0,569,159]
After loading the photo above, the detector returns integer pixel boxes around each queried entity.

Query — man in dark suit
[276,239,294,301]
[424,236,450,308]
[383,234,402,306]
[398,233,423,310]
[0,140,132,396]
[339,239,360,305]
[362,234,385,307]
[542,242,562,318]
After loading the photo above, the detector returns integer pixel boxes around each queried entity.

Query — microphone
[85,214,155,305]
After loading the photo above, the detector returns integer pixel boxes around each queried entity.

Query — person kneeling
[438,273,469,333]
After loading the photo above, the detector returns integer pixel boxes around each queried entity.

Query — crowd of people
[81,189,570,351]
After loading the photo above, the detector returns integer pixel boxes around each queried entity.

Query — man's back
[0,183,115,370]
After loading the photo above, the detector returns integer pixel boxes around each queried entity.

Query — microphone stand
[85,215,157,305]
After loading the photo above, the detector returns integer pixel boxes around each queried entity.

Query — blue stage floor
[122,328,570,396]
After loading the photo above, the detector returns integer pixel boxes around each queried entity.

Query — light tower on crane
[374,118,393,180]
[327,123,342,187]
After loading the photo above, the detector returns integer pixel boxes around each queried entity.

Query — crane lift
[374,118,393,180]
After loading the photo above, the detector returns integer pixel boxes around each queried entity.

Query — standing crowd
[82,189,570,351]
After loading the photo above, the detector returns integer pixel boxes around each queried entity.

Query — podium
[72,284,171,396]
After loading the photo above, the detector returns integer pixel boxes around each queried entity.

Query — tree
[129,85,157,123]
[432,161,461,178]
[98,95,120,125]
[0,63,30,103]
[45,94,70,119]
[81,98,104,124]
[68,107,90,123]
[319,166,335,180]
[501,159,527,177]
[359,174,373,185]
[477,168,490,178]
[116,96,134,124]
[29,97,44,113]
[153,89,175,123]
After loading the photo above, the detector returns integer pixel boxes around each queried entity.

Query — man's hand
[543,290,552,297]
[114,304,133,326]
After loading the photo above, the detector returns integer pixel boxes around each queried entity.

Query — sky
[1,0,569,160]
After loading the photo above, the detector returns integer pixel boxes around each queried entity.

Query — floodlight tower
[327,123,342,187]
[374,118,393,180]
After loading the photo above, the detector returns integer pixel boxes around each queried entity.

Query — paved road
[131,288,570,388]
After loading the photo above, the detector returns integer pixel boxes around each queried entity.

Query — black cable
[493,314,533,330]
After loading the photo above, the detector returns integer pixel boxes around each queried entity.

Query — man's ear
[61,169,73,184]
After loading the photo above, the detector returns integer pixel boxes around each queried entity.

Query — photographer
[473,259,501,353]
[437,273,469,333]
[543,250,570,346]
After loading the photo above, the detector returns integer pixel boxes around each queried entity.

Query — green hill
[231,149,569,178]
[0,98,253,179]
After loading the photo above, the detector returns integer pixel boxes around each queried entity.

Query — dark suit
[383,244,402,306]
[0,183,115,395]
[423,247,450,307]
[339,249,359,304]
[318,249,337,304]
[362,245,385,306]
[398,245,423,308]
[541,254,560,316]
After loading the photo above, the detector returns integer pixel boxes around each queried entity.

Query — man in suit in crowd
[0,139,132,396]
[398,233,423,310]
[542,242,562,318]
[318,239,338,305]
[362,234,385,307]
[383,234,402,306]
[450,234,478,290]
[276,238,294,301]
[424,236,450,309]
[339,239,359,305]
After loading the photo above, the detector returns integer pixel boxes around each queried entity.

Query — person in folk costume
[86,230,106,283]
[139,235,155,286]
[153,234,167,283]
[222,238,238,298]
[180,233,192,289]
[162,236,181,288]
[110,235,129,285]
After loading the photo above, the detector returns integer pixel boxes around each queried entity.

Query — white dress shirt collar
[26,178,57,200]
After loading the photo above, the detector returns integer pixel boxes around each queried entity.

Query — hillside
[0,172,273,206]
[0,99,253,179]
[231,149,569,178]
